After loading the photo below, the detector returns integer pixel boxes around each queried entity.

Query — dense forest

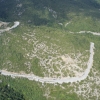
[0,82,25,100]
[0,0,100,24]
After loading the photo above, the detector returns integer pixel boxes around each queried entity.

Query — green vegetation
[0,0,100,26]
[0,24,90,76]
[0,75,46,100]
[0,75,82,100]
[0,82,25,100]
[0,0,100,100]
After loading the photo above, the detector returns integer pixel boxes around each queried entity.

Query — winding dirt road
[0,21,20,34]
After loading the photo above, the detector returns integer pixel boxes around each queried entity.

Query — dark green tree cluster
[0,83,25,100]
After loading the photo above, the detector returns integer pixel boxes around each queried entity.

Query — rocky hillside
[0,0,100,26]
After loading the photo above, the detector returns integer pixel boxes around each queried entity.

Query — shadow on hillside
[0,0,100,23]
